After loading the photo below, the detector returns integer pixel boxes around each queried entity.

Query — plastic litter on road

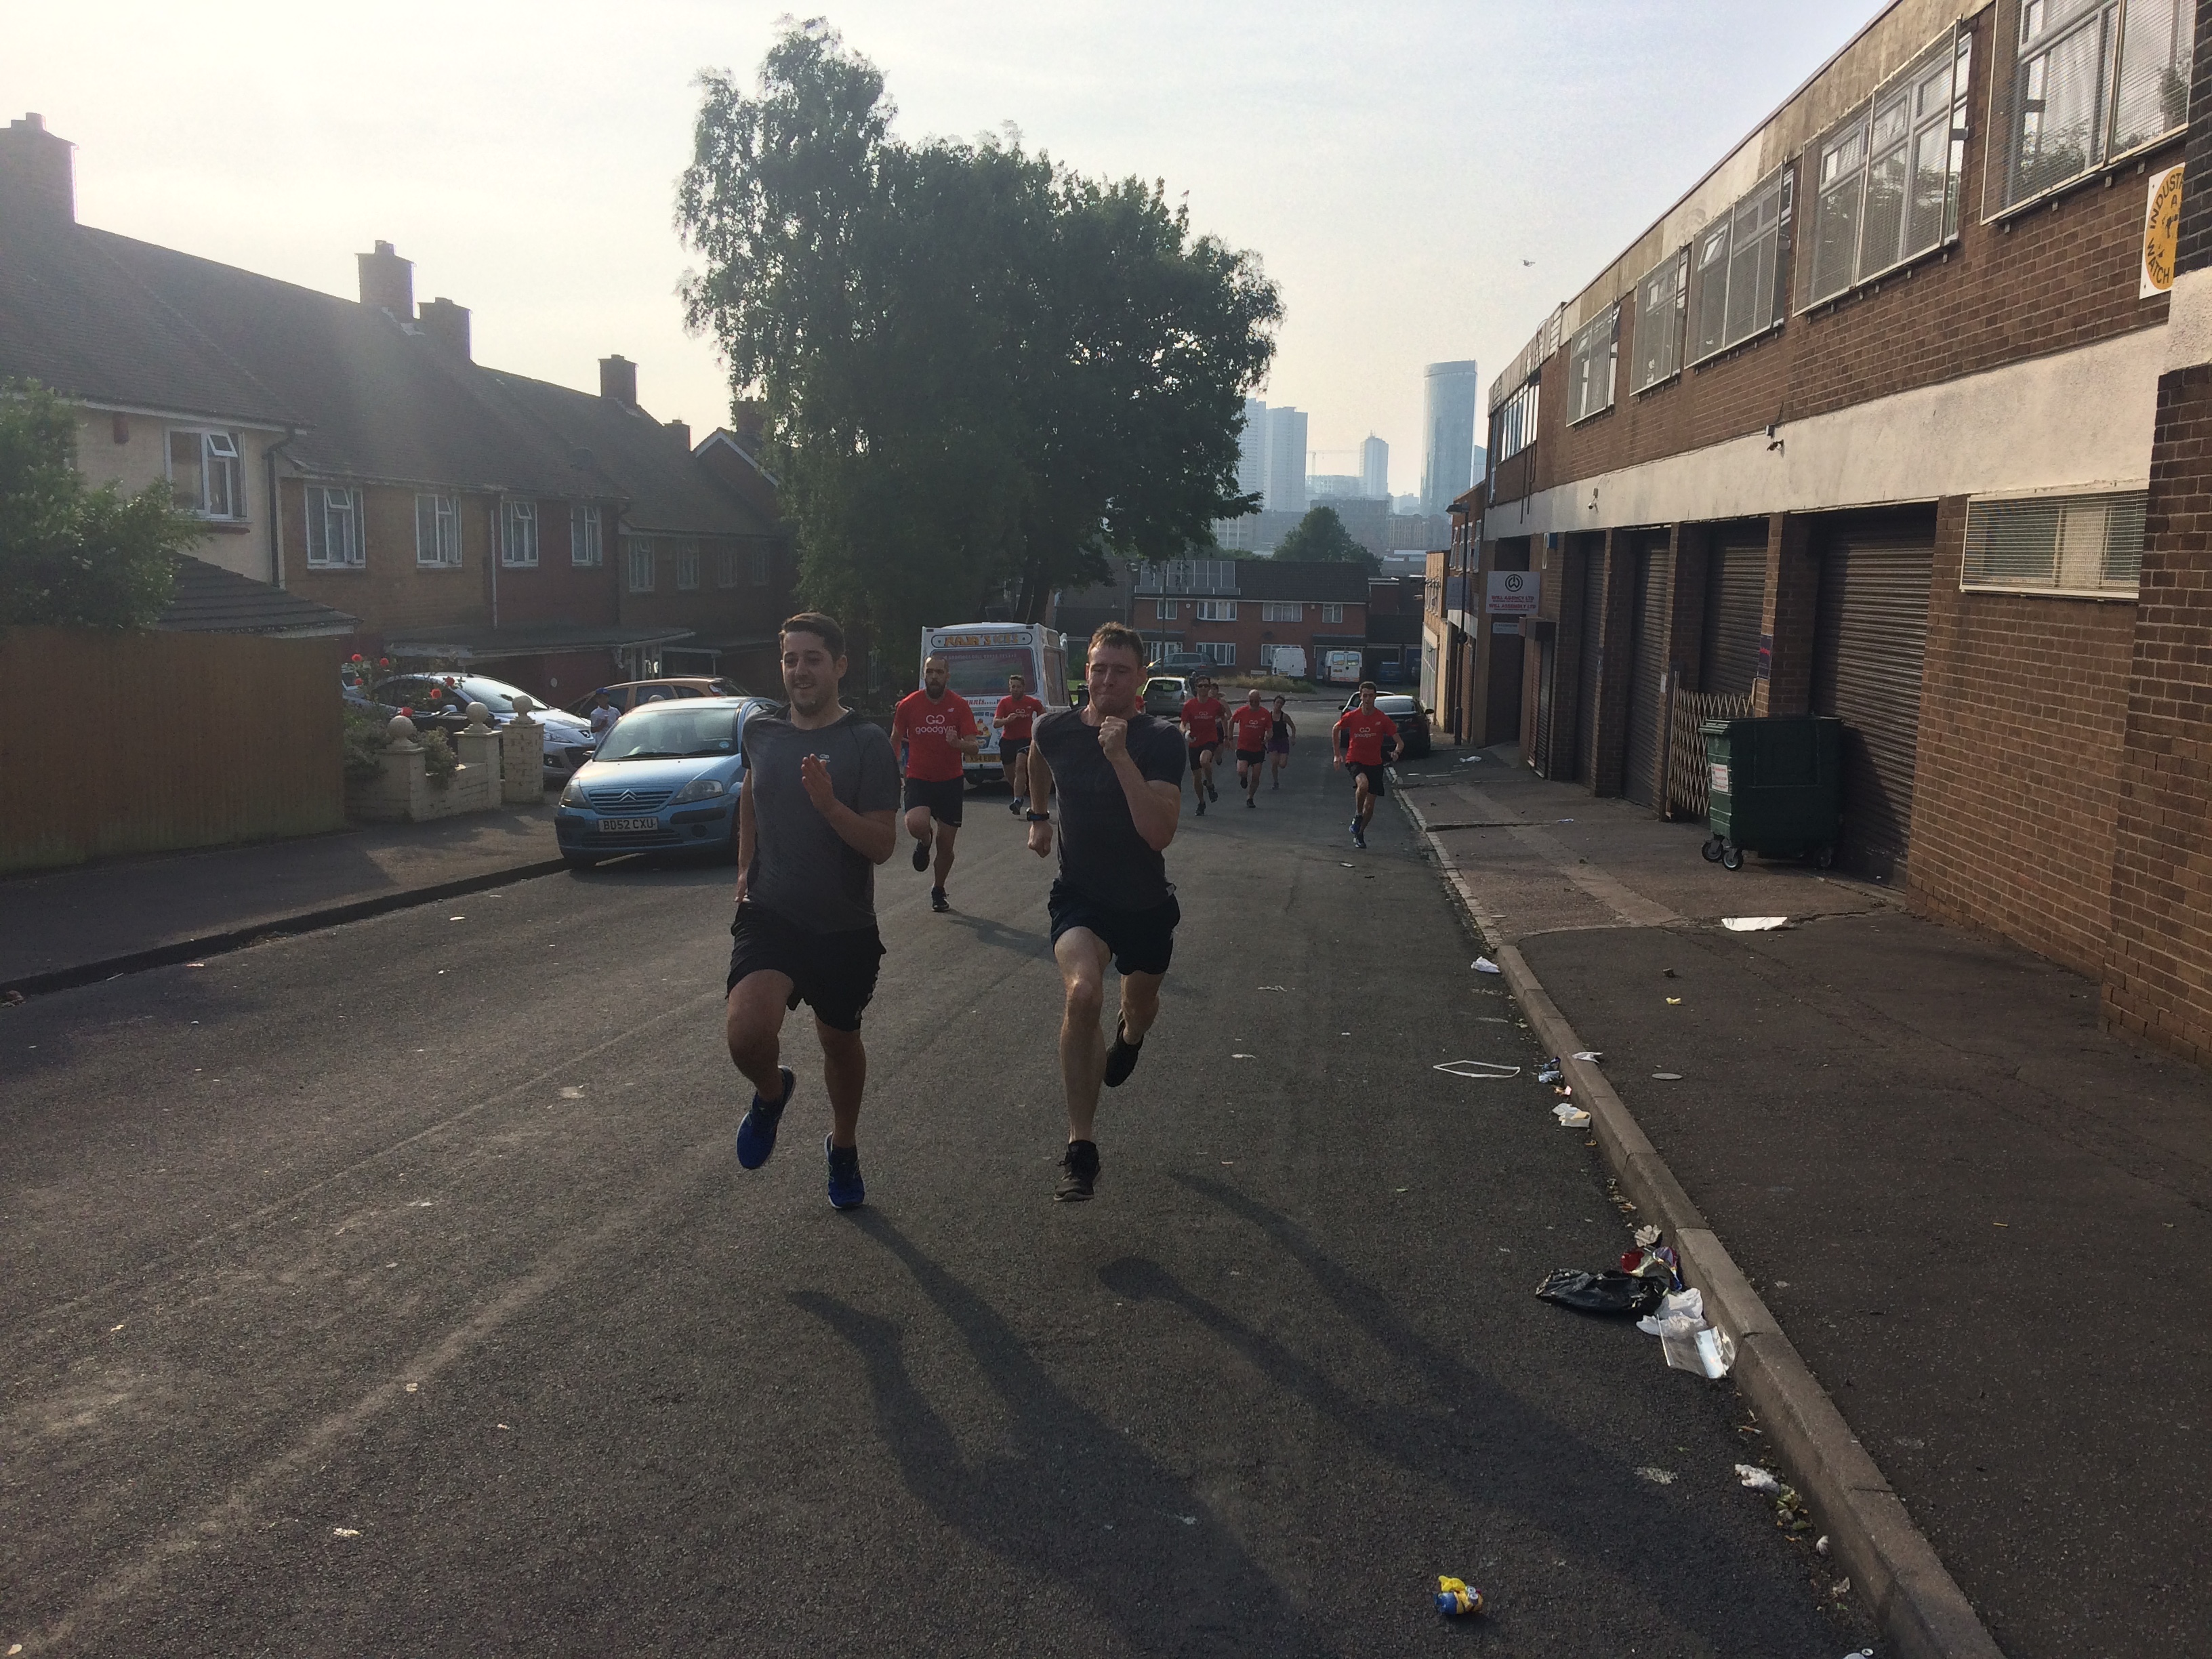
[1433,1059,1521,1080]
[1572,1050,1603,1062]
[1722,916,1790,931]
[1651,1071,1683,1080]
[1433,1576,1485,1616]
[1533,1267,1669,1316]
[1472,956,1502,974]
[1536,1057,1565,1084]
[1554,1103,1591,1127]
[1735,1464,1780,1492]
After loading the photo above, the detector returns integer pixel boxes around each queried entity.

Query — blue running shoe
[736,1066,793,1169]
[826,1136,866,1209]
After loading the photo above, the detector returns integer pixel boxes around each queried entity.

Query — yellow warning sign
[2143,162,2184,299]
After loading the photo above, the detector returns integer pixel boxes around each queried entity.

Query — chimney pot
[1,112,76,227]
[665,419,691,451]
[599,354,638,408]
[356,241,414,319]
[418,295,470,360]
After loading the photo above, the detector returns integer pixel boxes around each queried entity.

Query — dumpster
[1700,716,1842,870]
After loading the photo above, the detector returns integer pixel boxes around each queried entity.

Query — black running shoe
[912,837,931,872]
[1195,797,1206,817]
[1056,1139,1100,1202]
[1103,1021,1143,1088]
[930,886,949,913]
[1207,779,1218,803]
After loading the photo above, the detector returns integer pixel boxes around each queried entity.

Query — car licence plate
[600,815,661,834]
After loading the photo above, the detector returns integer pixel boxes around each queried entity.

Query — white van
[917,624,1071,785]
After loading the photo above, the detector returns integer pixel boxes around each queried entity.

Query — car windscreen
[595,706,743,761]
[933,647,1034,699]
[1376,698,1419,715]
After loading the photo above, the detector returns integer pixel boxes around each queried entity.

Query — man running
[1267,695,1296,790]
[1026,622,1185,1202]
[1333,680,1401,851]
[727,613,900,1210]
[891,653,979,912]
[995,670,1046,817]
[1229,688,1274,808]
[1181,675,1227,816]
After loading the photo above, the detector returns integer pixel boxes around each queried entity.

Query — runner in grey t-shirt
[726,614,900,1210]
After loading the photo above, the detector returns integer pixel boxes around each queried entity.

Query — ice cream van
[916,624,1071,784]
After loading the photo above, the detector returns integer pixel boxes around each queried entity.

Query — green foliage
[0,378,201,629]
[341,706,390,785]
[1273,505,1377,571]
[678,21,1282,674]
[419,727,458,786]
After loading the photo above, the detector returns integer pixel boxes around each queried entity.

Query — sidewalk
[1401,747,2212,1659]
[0,804,565,994]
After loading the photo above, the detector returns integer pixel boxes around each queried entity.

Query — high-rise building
[1361,434,1389,500]
[1265,405,1308,515]
[1309,473,1364,499]
[1420,361,1480,516]
[1236,398,1268,503]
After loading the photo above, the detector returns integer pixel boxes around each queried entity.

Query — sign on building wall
[2144,162,2184,300]
[1486,570,1541,616]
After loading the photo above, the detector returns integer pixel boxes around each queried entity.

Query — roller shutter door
[1624,536,1671,807]
[1701,529,1769,695]
[1811,512,1934,880]
[1574,547,1605,785]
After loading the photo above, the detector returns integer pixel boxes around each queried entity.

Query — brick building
[1469,0,2212,1057]
[1129,558,1372,675]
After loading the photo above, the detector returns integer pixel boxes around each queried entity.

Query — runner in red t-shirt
[1229,688,1275,808]
[994,671,1047,818]
[1181,678,1229,815]
[1332,681,1401,851]
[891,654,980,910]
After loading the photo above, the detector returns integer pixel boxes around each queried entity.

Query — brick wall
[285,480,491,636]
[2177,0,2212,276]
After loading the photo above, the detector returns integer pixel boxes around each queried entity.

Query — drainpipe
[489,493,500,633]
[264,426,298,588]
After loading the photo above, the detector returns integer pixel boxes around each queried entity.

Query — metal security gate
[1574,546,1605,785]
[1811,511,1935,880]
[1624,535,1671,807]
[1701,527,1769,695]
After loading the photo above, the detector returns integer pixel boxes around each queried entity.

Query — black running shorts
[1000,739,1030,770]
[1349,761,1389,798]
[902,775,965,827]
[1048,880,1181,977]
[1235,747,1265,766]
[727,903,884,1032]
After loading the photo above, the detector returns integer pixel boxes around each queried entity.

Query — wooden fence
[1664,685,1753,822]
[0,627,345,874]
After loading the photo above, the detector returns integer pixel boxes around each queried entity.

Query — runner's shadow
[937,913,1053,959]
[790,1211,1338,1657]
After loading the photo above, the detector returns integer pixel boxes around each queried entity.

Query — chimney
[357,240,413,319]
[733,397,766,451]
[599,354,638,407]
[418,295,470,359]
[0,114,75,227]
[665,419,691,451]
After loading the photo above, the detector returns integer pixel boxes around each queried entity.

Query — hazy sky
[9,1,1873,497]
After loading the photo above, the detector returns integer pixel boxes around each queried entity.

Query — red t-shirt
[1335,705,1400,766]
[1229,704,1274,752]
[1183,697,1227,747]
[893,689,977,781]
[994,693,1045,743]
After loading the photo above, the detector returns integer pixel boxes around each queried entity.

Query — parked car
[1339,691,1433,759]
[1142,675,1193,718]
[1150,651,1211,676]
[371,673,599,784]
[562,678,747,719]
[554,696,773,868]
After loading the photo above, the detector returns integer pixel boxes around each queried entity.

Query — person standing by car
[1267,696,1296,790]
[994,670,1046,817]
[1025,623,1185,1202]
[1229,689,1274,808]
[892,653,980,912]
[1333,681,1401,851]
[727,613,900,1210]
[588,689,618,750]
[1180,676,1227,816]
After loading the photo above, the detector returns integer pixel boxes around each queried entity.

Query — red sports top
[1334,705,1400,766]
[893,689,977,781]
[1229,704,1274,750]
[994,693,1045,743]
[1183,696,1227,747]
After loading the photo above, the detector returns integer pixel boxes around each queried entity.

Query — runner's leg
[1245,754,1263,802]
[1118,968,1164,1047]
[933,817,958,888]
[725,972,794,1101]
[1358,771,1378,826]
[1055,928,1113,1143]
[816,1016,865,1149]
[905,803,933,855]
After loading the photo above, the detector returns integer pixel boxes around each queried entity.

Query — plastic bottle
[1433,1576,1485,1616]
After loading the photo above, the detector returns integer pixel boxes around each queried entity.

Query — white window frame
[1496,378,1540,462]
[751,544,771,586]
[1961,486,2146,596]
[1199,641,1237,665]
[1320,602,1345,623]
[304,484,365,569]
[167,428,245,520]
[1565,304,1620,425]
[414,493,461,568]
[1631,247,1690,392]
[501,499,539,568]
[675,541,700,590]
[1155,598,1179,621]
[1261,600,1302,621]
[571,504,602,567]
[626,536,655,593]
[1687,165,1793,367]
[1195,599,1237,621]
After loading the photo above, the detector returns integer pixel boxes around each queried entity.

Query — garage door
[1701,527,1769,695]
[1811,511,1935,880]
[1623,535,1672,807]
[1574,544,1605,785]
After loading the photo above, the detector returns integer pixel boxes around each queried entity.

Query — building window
[571,504,602,567]
[626,536,655,593]
[675,542,700,590]
[1155,598,1179,621]
[1321,602,1345,623]
[1808,28,1971,306]
[1689,165,1792,365]
[1962,489,2145,595]
[414,493,460,567]
[1990,0,2191,217]
[1565,304,1619,424]
[1261,601,1301,621]
[304,485,364,568]
[1631,247,1689,392]
[1496,378,1539,462]
[168,430,243,519]
[716,548,738,588]
[1198,641,1237,665]
[751,544,771,586]
[501,499,538,567]
[1195,599,1237,621]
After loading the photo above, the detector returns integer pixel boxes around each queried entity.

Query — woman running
[1267,696,1296,789]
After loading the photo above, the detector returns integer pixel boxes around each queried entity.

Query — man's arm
[1100,720,1179,851]
[800,754,897,863]
[735,769,757,902]
[1026,743,1056,857]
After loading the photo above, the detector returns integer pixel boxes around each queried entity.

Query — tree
[1,379,200,628]
[1273,505,1377,571]
[677,21,1282,668]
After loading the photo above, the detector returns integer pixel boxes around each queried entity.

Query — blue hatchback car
[555,696,774,869]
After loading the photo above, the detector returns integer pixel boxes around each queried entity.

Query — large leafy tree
[1273,504,1377,571]
[0,379,199,628]
[678,20,1281,672]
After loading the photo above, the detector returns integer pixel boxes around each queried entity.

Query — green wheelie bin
[1699,715,1843,870]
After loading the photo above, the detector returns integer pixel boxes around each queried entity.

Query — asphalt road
[2,708,1875,1657]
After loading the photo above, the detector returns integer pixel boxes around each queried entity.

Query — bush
[341,707,390,784]
[419,728,458,786]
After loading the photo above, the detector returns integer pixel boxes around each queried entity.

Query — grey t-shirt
[741,708,901,934]
[1033,707,1186,909]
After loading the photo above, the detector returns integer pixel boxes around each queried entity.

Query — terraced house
[1464,0,2212,1061]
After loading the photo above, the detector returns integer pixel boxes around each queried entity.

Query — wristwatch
[1027,811,1052,823]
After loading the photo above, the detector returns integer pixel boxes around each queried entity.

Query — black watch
[1027,811,1052,822]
